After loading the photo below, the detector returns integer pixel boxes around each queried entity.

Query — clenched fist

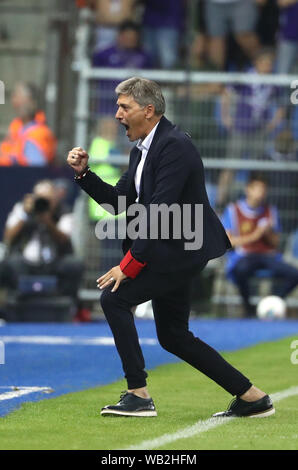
[67,147,89,175]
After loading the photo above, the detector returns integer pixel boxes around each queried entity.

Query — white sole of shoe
[212,406,276,418]
[248,407,276,418]
[100,409,157,417]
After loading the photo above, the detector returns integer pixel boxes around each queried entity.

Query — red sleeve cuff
[120,249,147,279]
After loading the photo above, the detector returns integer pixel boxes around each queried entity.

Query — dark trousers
[100,262,252,396]
[231,253,298,314]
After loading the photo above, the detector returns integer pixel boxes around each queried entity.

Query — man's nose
[115,108,122,119]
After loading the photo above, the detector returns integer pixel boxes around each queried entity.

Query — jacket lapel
[127,116,174,202]
[127,146,142,202]
[138,116,174,201]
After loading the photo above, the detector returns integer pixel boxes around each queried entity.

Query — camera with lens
[33,197,50,214]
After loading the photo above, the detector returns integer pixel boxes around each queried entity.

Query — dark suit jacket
[77,116,231,273]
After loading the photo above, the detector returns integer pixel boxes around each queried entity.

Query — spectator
[76,0,135,52]
[276,0,298,74]
[189,1,211,70]
[0,180,83,300]
[92,20,152,69]
[204,0,261,70]
[256,0,279,48]
[221,173,298,316]
[216,47,285,207]
[141,0,185,69]
[92,0,135,52]
[0,82,57,166]
[92,20,153,116]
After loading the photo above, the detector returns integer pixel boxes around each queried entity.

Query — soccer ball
[256,295,286,320]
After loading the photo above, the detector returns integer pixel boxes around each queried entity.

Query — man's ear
[145,104,155,119]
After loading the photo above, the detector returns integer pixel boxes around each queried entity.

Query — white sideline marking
[0,336,158,346]
[127,386,298,450]
[0,386,53,401]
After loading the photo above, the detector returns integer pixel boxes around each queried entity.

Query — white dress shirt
[134,121,159,202]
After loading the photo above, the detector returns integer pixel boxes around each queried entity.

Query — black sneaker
[212,394,275,418]
[100,391,157,417]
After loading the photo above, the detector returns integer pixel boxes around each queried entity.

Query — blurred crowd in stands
[1,0,298,168]
[77,0,298,73]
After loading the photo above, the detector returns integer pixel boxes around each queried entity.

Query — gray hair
[115,77,166,116]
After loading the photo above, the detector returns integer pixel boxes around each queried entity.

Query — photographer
[0,180,83,299]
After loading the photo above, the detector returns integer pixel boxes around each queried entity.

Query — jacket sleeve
[76,169,129,215]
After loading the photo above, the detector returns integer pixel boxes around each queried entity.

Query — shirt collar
[136,121,160,152]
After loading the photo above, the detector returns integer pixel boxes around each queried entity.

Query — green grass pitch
[1,336,298,450]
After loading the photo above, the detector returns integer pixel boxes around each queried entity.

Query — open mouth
[123,123,130,136]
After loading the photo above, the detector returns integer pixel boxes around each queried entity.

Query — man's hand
[23,194,35,214]
[257,219,280,248]
[227,220,274,248]
[256,218,273,236]
[67,147,89,175]
[97,266,128,293]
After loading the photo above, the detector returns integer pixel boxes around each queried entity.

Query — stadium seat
[3,274,76,322]
[212,261,282,317]
[5,294,76,322]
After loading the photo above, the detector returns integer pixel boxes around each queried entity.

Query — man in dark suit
[67,77,274,419]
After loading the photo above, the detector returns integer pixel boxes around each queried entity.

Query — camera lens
[34,197,50,214]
